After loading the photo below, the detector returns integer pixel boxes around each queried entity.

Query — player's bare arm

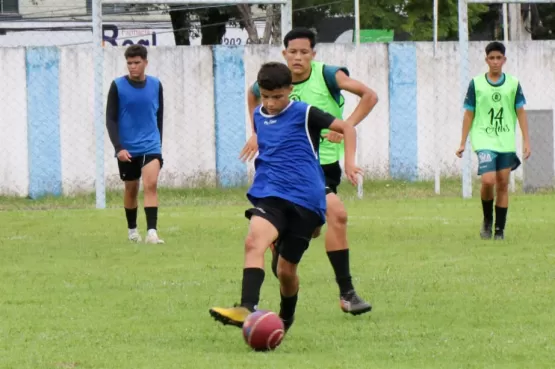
[328,119,361,185]
[456,110,475,158]
[239,88,262,162]
[516,107,531,159]
[337,70,378,126]
[323,71,378,143]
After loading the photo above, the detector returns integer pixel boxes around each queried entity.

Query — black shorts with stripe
[321,161,341,195]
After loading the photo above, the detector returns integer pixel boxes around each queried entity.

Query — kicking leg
[325,192,371,315]
[142,157,164,244]
[209,215,279,328]
[494,168,511,240]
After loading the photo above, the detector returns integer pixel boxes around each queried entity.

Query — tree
[237,4,282,44]
[169,5,238,45]
[169,6,191,45]
[403,0,489,41]
[288,0,490,42]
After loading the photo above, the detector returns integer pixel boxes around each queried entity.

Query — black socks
[125,207,138,229]
[240,268,265,311]
[279,291,298,320]
[495,206,508,233]
[144,207,158,230]
[327,250,354,296]
[481,199,494,223]
[481,199,508,232]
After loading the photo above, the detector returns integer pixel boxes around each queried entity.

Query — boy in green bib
[240,28,378,316]
[456,41,531,240]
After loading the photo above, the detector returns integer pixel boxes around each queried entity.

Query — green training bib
[291,61,345,165]
[470,73,519,153]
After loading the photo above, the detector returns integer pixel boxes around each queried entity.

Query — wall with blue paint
[26,47,62,199]
[5,41,555,197]
[388,43,418,181]
[212,46,248,187]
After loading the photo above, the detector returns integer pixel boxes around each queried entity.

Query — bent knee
[276,263,296,283]
[327,205,348,225]
[244,234,266,255]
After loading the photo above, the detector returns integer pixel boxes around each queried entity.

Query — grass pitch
[1,180,554,368]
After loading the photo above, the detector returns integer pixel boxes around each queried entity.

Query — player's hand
[455,145,465,158]
[322,131,343,143]
[523,143,531,159]
[239,134,258,162]
[344,163,363,186]
[117,149,132,162]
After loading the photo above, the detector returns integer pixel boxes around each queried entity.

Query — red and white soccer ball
[242,310,285,351]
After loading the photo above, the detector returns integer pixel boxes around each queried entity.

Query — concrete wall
[1,41,554,197]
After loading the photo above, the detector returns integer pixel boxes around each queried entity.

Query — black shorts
[245,197,322,264]
[117,154,163,181]
[321,161,341,195]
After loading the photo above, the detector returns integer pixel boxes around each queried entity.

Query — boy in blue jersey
[209,62,361,332]
[241,28,376,316]
[106,44,165,244]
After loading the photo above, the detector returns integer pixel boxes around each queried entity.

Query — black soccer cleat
[480,219,493,240]
[340,290,372,316]
[494,229,504,240]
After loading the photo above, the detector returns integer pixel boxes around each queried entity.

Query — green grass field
[1,180,554,369]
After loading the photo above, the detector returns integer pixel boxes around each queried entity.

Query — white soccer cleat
[128,228,142,243]
[145,229,165,244]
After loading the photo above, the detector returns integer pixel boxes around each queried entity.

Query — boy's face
[282,38,315,76]
[259,86,293,115]
[126,56,148,79]
[485,51,506,74]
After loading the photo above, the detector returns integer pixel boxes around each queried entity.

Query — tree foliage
[291,0,489,41]
[166,0,507,45]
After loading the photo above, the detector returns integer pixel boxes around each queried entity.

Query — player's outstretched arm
[336,70,378,127]
[240,86,261,162]
[329,119,361,185]
[517,107,531,159]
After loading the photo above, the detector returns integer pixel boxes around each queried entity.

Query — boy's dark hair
[283,27,316,49]
[485,41,505,56]
[124,44,148,60]
[257,62,292,91]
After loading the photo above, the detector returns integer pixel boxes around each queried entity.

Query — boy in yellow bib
[456,42,531,240]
